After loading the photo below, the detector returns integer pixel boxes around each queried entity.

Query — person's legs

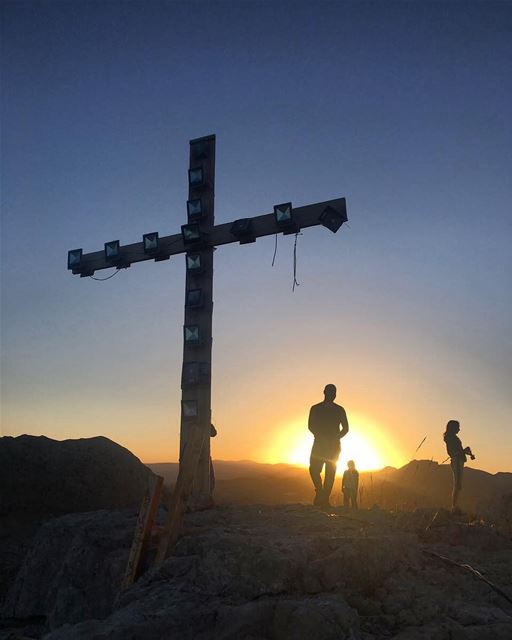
[343,492,350,509]
[309,455,325,504]
[452,486,459,510]
[323,460,337,504]
[451,459,463,511]
[351,490,358,510]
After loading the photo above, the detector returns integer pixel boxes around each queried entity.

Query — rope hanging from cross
[67,134,348,508]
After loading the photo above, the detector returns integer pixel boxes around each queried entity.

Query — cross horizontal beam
[69,197,346,276]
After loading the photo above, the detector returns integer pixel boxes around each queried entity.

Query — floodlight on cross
[185,289,203,308]
[188,167,204,189]
[181,223,203,245]
[184,325,201,345]
[230,218,255,244]
[67,249,82,270]
[186,253,203,273]
[274,202,297,234]
[319,205,347,233]
[143,232,159,253]
[104,240,120,260]
[182,362,210,387]
[182,399,199,419]
[187,199,203,221]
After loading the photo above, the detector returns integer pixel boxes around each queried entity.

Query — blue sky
[1,1,511,471]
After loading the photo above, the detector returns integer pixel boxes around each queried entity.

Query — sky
[1,1,511,473]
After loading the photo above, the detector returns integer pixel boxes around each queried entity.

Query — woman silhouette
[443,420,475,513]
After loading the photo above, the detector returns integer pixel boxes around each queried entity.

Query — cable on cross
[271,234,278,267]
[292,232,302,292]
[89,270,121,282]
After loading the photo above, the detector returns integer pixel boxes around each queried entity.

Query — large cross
[67,134,348,507]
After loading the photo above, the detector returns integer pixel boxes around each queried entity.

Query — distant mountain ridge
[147,459,512,514]
[1,435,509,516]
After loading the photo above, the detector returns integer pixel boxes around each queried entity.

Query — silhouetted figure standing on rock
[342,459,359,510]
[443,419,475,513]
[308,384,349,507]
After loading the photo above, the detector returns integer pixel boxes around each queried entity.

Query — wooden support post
[154,423,208,567]
[121,474,163,589]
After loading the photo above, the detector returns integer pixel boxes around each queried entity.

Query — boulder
[0,435,156,518]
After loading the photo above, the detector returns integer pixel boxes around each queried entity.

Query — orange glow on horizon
[264,413,404,471]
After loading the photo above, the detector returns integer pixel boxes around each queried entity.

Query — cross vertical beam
[180,135,216,506]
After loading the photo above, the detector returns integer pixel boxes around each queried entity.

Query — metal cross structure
[67,134,348,507]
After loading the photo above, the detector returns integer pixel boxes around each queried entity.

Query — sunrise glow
[266,414,404,471]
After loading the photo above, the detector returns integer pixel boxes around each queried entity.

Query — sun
[286,430,382,471]
[267,414,398,471]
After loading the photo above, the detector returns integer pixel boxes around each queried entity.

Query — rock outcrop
[0,435,155,517]
[0,435,156,615]
[2,504,511,639]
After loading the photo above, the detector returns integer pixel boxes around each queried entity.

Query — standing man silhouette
[308,384,349,507]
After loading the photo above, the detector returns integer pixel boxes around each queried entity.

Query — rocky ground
[1,504,511,640]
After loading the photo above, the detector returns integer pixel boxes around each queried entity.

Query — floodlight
[184,325,200,345]
[182,399,199,419]
[187,199,203,221]
[67,249,82,270]
[274,202,297,233]
[186,253,203,272]
[230,218,255,244]
[104,240,120,260]
[143,232,159,253]
[186,289,203,308]
[181,223,202,245]
[188,167,204,188]
[182,362,210,387]
[191,140,208,160]
[319,204,347,233]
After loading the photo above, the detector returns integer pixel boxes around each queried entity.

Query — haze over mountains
[147,459,512,515]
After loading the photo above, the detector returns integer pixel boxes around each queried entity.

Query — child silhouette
[342,460,359,510]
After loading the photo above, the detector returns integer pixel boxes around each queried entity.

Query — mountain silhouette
[147,458,512,519]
